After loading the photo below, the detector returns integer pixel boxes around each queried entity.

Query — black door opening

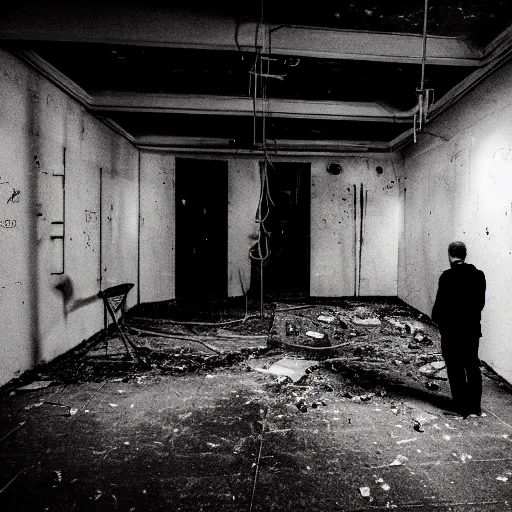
[175,158,228,301]
[264,162,310,296]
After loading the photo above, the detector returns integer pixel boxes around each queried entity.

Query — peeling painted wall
[400,60,512,384]
[139,152,176,303]
[310,158,401,296]
[100,139,139,303]
[0,50,139,386]
[227,160,261,297]
[138,154,400,299]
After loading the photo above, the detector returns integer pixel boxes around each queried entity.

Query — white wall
[400,60,512,383]
[0,50,139,386]
[139,152,176,303]
[311,157,401,296]
[227,159,260,297]
[138,154,401,300]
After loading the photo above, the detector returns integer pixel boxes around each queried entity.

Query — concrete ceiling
[2,0,512,154]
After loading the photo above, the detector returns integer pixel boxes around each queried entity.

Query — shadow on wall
[53,275,99,319]
[27,79,102,367]
[28,75,42,366]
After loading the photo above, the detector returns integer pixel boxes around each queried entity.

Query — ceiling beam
[135,136,380,155]
[0,4,482,66]
[89,92,413,122]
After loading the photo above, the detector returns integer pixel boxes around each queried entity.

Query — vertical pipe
[62,146,66,274]
[260,161,264,317]
[353,184,357,296]
[420,0,429,91]
[99,167,103,292]
[99,166,106,333]
[260,259,264,317]
[358,183,364,296]
[137,149,141,305]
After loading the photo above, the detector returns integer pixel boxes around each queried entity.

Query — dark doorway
[175,158,228,300]
[265,162,310,295]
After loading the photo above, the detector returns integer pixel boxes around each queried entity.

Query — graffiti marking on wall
[85,210,98,223]
[0,220,16,228]
[7,188,20,204]
[493,147,512,161]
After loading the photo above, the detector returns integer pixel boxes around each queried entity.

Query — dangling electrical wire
[248,0,282,315]
[414,0,434,140]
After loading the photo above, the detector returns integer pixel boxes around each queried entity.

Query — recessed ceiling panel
[33,42,476,109]
[103,111,409,142]
[121,0,512,43]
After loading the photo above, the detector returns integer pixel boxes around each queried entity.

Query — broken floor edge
[3,295,511,397]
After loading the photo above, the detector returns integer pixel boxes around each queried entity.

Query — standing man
[432,241,486,418]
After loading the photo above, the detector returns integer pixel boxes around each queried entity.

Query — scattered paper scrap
[413,411,438,425]
[389,455,408,466]
[352,317,381,326]
[252,358,318,383]
[317,315,335,324]
[385,318,406,330]
[461,453,472,463]
[496,476,508,482]
[359,486,371,497]
[24,402,44,410]
[419,361,447,380]
[17,380,53,391]
[306,331,325,339]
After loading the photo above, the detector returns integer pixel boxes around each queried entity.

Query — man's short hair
[448,241,467,260]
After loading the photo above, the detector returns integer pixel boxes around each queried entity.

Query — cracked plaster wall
[310,157,401,296]
[400,60,512,384]
[139,152,176,303]
[0,50,139,386]
[138,155,401,300]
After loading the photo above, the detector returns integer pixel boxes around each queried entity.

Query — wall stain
[493,147,512,161]
[358,183,365,296]
[7,188,20,204]
[353,184,357,295]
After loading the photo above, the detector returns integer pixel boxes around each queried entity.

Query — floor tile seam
[346,498,505,511]
[483,406,512,432]
[369,456,512,469]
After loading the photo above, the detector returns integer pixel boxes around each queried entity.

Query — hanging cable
[415,0,434,136]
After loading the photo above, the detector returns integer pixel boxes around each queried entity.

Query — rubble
[359,486,371,497]
[419,361,448,380]
[17,380,54,391]
[317,315,335,324]
[305,331,325,339]
[352,317,381,327]
[250,358,318,383]
[385,317,406,330]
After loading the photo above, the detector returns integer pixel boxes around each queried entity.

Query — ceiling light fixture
[327,163,342,175]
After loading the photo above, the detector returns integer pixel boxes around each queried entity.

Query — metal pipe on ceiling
[420,0,429,92]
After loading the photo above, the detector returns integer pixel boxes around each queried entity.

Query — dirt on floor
[2,297,512,511]
[2,296,509,404]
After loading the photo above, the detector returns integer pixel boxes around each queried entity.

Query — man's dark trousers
[441,334,482,415]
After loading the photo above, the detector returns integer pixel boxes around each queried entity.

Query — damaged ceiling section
[3,0,512,153]
[5,297,512,509]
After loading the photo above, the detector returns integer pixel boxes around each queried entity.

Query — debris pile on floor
[1,297,455,398]
[270,299,445,395]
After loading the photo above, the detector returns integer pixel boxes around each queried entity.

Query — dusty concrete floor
[1,298,512,511]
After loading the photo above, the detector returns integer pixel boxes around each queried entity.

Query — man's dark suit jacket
[432,262,486,339]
